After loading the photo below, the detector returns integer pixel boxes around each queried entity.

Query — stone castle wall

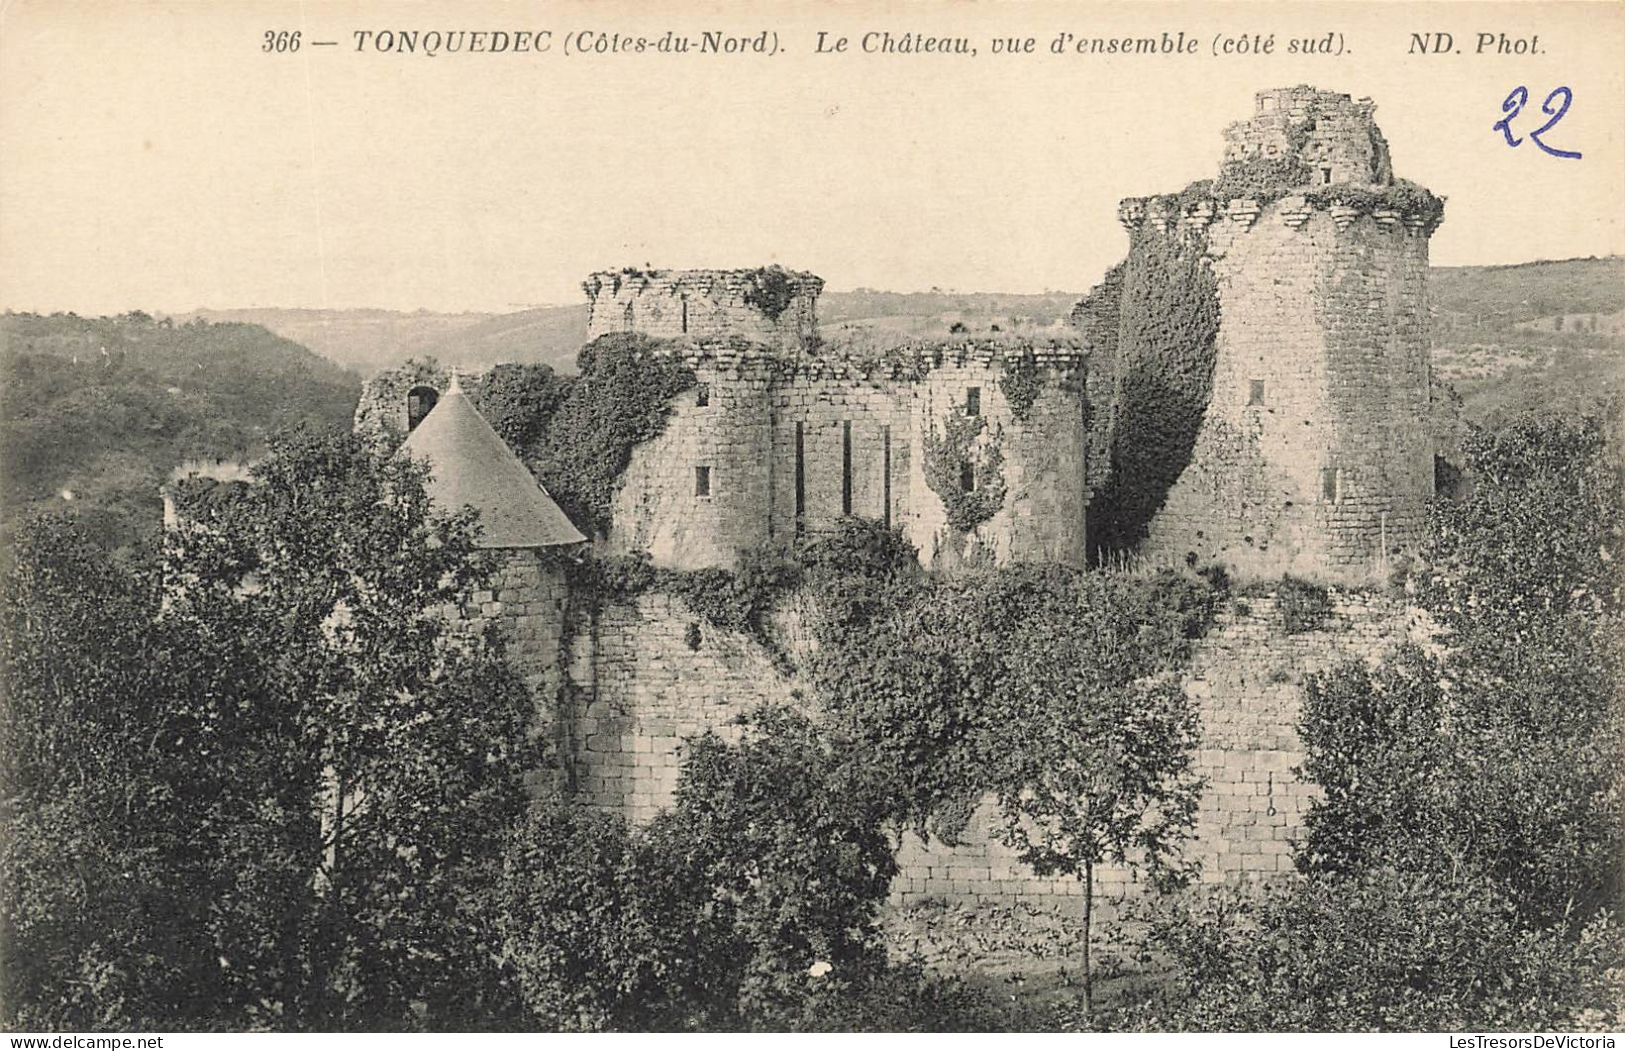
[607,357,778,568]
[603,341,1089,572]
[540,583,1411,910]
[561,592,804,824]
[906,361,1090,568]
[471,549,574,793]
[771,370,912,540]
[1137,198,1434,579]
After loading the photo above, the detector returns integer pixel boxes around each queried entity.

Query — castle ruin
[346,86,1443,913]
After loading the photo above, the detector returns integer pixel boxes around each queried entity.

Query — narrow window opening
[841,421,854,516]
[965,387,981,417]
[1322,467,1340,503]
[406,386,438,431]
[882,424,893,529]
[794,422,806,536]
[1319,166,1333,185]
[695,466,711,498]
[623,301,635,332]
[1248,379,1266,405]
[960,462,976,493]
[695,383,710,407]
[680,295,689,334]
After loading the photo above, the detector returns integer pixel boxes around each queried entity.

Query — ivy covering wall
[1088,236,1221,556]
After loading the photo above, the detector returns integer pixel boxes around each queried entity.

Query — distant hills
[189,261,1623,429]
[5,257,1617,554]
[0,312,359,552]
[187,291,1085,378]
[1428,257,1624,422]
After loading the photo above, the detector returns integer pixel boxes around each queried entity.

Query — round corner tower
[582,267,823,354]
[594,267,824,570]
[1131,86,1442,579]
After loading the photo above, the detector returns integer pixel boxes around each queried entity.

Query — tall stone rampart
[551,582,1414,916]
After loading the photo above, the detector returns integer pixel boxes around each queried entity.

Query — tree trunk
[1082,859,1094,1016]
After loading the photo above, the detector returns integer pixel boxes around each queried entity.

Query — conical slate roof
[399,379,586,549]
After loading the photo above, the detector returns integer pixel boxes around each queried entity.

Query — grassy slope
[1,312,361,551]
[1429,257,1624,422]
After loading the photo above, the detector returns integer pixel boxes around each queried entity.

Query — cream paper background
[1,0,1621,316]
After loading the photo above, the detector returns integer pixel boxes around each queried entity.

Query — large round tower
[1127,86,1443,579]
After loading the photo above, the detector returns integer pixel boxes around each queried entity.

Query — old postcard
[1,0,1622,1040]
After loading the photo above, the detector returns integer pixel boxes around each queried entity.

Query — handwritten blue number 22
[1494,86,1582,159]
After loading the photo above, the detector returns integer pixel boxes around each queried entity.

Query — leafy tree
[501,708,898,1031]
[1300,409,1625,925]
[1,520,231,1028]
[501,806,714,1031]
[2,427,537,1030]
[996,678,1203,1015]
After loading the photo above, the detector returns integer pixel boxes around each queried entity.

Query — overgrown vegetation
[0,312,359,556]
[1088,236,1222,555]
[742,266,801,321]
[997,351,1043,420]
[1275,574,1333,634]
[2,430,535,1030]
[1100,406,1625,1031]
[521,335,696,537]
[921,414,1007,534]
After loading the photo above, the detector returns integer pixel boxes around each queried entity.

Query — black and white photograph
[1,0,1622,1039]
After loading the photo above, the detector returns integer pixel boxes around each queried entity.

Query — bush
[1103,870,1623,1032]
[502,807,716,1031]
[757,963,1023,1032]
[501,709,899,1031]
[1275,574,1332,634]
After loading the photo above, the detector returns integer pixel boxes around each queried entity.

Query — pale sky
[1,0,1622,315]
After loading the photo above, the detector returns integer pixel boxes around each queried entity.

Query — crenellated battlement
[583,266,823,352]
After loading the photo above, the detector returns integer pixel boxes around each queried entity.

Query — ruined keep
[348,86,1442,918]
[1116,85,1442,577]
[582,267,823,353]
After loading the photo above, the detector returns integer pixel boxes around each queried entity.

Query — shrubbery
[1275,574,1332,634]
[501,709,910,1031]
[1098,407,1625,1032]
[1103,870,1621,1032]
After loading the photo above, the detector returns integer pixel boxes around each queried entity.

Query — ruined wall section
[890,591,1411,914]
[560,582,1411,912]
[583,268,822,353]
[1221,87,1393,188]
[354,360,457,443]
[905,344,1089,569]
[562,592,802,825]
